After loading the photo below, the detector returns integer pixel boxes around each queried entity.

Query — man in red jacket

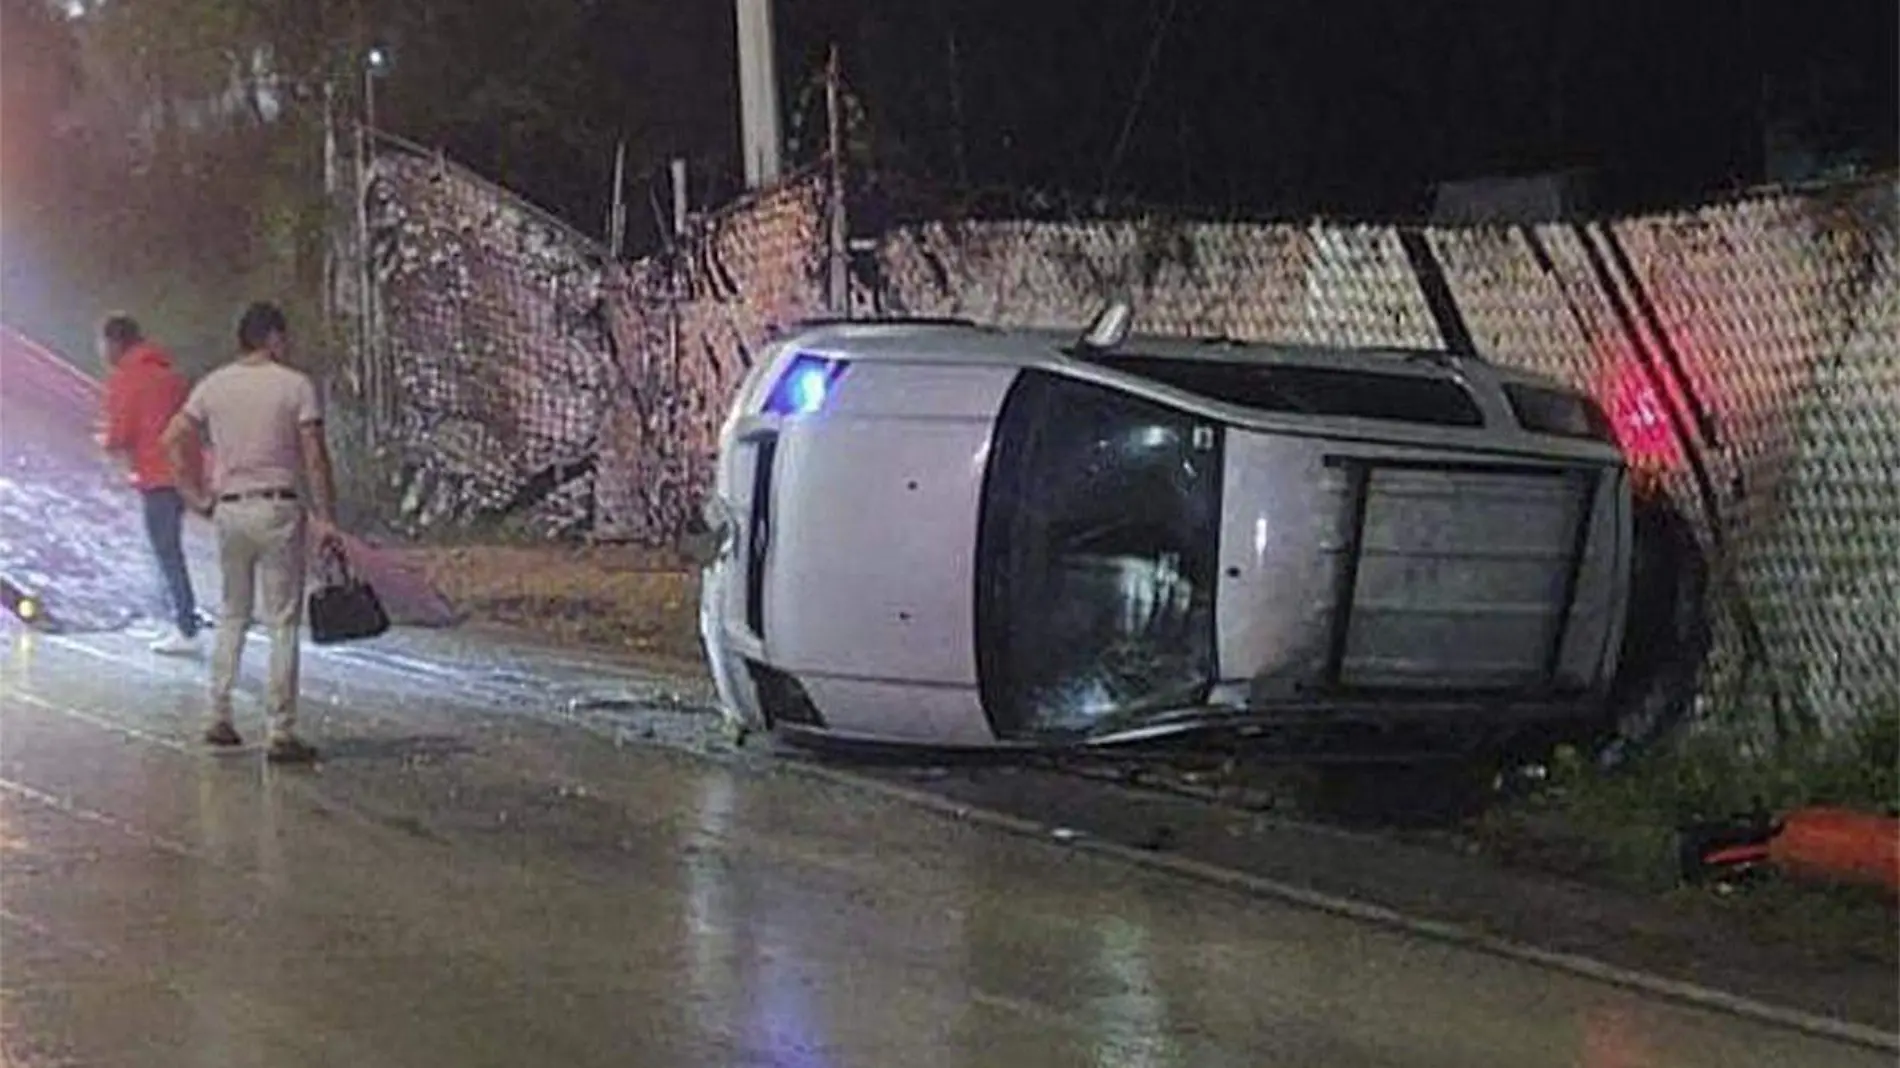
[98,314,201,656]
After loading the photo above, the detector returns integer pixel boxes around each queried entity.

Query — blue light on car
[787,364,830,414]
[765,354,846,416]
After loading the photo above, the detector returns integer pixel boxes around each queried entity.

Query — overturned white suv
[695,305,1632,763]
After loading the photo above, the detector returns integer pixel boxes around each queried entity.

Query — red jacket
[101,342,190,491]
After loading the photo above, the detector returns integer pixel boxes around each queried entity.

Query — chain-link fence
[878,181,1898,736]
[595,176,830,540]
[332,133,614,536]
[329,134,1896,734]
[330,131,828,540]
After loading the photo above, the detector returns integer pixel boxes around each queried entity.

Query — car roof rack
[779,315,980,332]
[1192,335,1489,367]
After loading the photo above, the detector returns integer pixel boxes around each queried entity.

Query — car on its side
[696,306,1631,768]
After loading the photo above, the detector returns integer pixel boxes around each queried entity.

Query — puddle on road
[564,689,708,717]
[297,633,729,761]
[1,370,174,634]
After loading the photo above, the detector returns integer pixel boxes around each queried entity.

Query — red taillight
[1606,367,1679,468]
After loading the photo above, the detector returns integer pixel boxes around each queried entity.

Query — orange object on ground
[1766,807,1900,894]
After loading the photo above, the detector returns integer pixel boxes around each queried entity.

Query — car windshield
[976,370,1222,740]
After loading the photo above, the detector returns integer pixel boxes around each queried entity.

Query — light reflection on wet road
[0,628,1884,1068]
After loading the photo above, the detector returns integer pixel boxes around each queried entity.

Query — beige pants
[211,498,306,737]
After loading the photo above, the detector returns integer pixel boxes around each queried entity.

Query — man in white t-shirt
[162,302,340,764]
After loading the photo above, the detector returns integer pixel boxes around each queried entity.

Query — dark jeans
[142,487,199,637]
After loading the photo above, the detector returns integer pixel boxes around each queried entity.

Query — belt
[218,489,299,503]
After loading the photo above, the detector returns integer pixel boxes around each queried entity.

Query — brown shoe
[266,736,319,765]
[204,721,243,748]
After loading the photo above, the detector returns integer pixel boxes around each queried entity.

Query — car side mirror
[679,497,735,568]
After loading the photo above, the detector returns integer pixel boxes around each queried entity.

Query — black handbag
[307,537,391,645]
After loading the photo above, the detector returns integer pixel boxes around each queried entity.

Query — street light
[364,47,389,131]
[355,44,392,444]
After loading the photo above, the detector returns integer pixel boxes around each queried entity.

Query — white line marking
[4,688,188,752]
[0,777,203,859]
[18,629,1892,1051]
[0,906,114,963]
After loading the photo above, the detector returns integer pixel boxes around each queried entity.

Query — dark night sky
[9,0,1895,242]
[356,0,1896,239]
[779,0,1896,213]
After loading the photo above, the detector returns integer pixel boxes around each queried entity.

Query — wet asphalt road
[0,626,1885,1068]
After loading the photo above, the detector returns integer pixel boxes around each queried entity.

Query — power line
[1099,0,1181,198]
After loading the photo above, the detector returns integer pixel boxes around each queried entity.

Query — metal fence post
[355,120,378,449]
[826,46,850,317]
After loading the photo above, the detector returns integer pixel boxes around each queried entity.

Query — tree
[0,0,83,202]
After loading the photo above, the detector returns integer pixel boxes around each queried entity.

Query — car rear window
[1090,354,1486,428]
[1505,383,1616,443]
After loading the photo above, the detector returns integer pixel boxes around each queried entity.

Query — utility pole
[666,158,690,411]
[358,46,393,435]
[353,62,376,445]
[824,46,848,316]
[670,157,689,239]
[321,81,338,325]
[607,139,627,259]
[735,0,783,188]
[940,6,968,187]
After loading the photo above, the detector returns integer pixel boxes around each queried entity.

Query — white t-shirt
[182,359,322,495]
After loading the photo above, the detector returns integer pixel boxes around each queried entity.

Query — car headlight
[762,354,849,416]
